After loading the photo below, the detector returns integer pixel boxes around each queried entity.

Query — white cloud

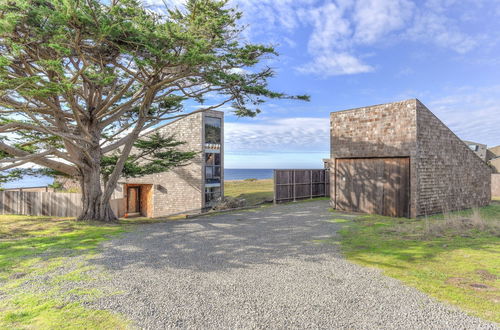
[297,52,373,75]
[428,86,500,146]
[406,10,477,54]
[296,2,374,75]
[234,0,485,76]
[141,0,488,76]
[353,0,414,44]
[225,117,329,153]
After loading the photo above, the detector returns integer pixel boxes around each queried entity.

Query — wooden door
[127,187,140,213]
[335,158,410,217]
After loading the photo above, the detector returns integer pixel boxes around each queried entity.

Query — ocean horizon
[2,169,296,188]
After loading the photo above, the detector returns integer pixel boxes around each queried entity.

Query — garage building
[329,99,491,218]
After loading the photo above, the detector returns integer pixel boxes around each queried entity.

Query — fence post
[273,170,277,205]
[310,170,313,199]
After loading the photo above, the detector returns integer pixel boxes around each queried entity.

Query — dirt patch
[9,272,27,279]
[476,269,497,281]
[469,283,496,291]
[446,277,497,292]
[445,277,466,286]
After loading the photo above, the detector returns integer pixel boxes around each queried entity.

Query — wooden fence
[274,169,330,203]
[0,191,126,218]
[0,191,82,217]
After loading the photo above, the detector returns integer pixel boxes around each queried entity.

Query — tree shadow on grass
[0,223,126,279]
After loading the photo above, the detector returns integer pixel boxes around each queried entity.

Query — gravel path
[88,201,496,329]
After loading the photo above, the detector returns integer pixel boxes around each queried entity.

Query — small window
[468,144,479,152]
[205,153,221,166]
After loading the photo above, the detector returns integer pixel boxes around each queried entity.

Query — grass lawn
[224,179,274,205]
[0,215,133,329]
[333,202,500,323]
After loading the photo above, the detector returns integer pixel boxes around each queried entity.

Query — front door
[127,187,140,213]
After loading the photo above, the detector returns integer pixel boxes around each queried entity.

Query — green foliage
[101,132,197,181]
[0,0,308,220]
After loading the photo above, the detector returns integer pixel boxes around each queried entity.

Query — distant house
[111,110,224,218]
[329,99,491,218]
[487,146,500,173]
[463,140,488,161]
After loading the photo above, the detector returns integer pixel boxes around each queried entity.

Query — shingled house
[329,99,491,218]
[463,140,488,161]
[110,110,224,218]
[487,145,500,173]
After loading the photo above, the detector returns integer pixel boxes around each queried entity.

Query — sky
[21,0,500,171]
[179,0,500,169]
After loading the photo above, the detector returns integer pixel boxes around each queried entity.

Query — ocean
[2,169,275,188]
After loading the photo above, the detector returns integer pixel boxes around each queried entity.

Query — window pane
[205,117,221,144]
[205,187,221,205]
[205,153,215,165]
[205,166,213,178]
[214,166,221,177]
[215,153,221,166]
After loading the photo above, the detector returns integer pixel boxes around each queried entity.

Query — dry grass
[382,207,500,240]
[419,208,499,238]
[224,179,274,205]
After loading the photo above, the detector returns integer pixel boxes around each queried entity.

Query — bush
[212,196,246,211]
[243,178,258,182]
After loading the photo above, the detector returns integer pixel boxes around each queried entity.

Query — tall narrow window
[205,117,221,151]
[204,116,222,206]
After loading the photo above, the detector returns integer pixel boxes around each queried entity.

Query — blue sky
[161,0,500,169]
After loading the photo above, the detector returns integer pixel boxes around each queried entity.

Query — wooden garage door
[335,158,410,218]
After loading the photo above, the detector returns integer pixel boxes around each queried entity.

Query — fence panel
[274,169,330,203]
[0,191,83,217]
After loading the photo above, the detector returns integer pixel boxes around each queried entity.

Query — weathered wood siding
[0,191,82,217]
[334,158,410,218]
[0,191,126,218]
[274,169,330,203]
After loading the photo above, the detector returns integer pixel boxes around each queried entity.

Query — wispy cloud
[141,0,489,76]
[232,0,487,76]
[428,85,500,146]
[225,117,329,153]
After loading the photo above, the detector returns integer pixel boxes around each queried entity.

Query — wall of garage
[330,99,491,218]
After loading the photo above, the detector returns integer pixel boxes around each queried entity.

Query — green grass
[224,179,274,205]
[0,294,127,329]
[0,215,130,329]
[331,203,500,323]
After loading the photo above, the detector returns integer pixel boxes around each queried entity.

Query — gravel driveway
[88,200,496,329]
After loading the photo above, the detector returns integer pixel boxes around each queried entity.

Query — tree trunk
[77,164,117,222]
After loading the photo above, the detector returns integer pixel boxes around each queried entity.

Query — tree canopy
[0,0,308,221]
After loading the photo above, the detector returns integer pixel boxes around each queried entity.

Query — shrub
[243,178,258,182]
[212,196,246,211]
